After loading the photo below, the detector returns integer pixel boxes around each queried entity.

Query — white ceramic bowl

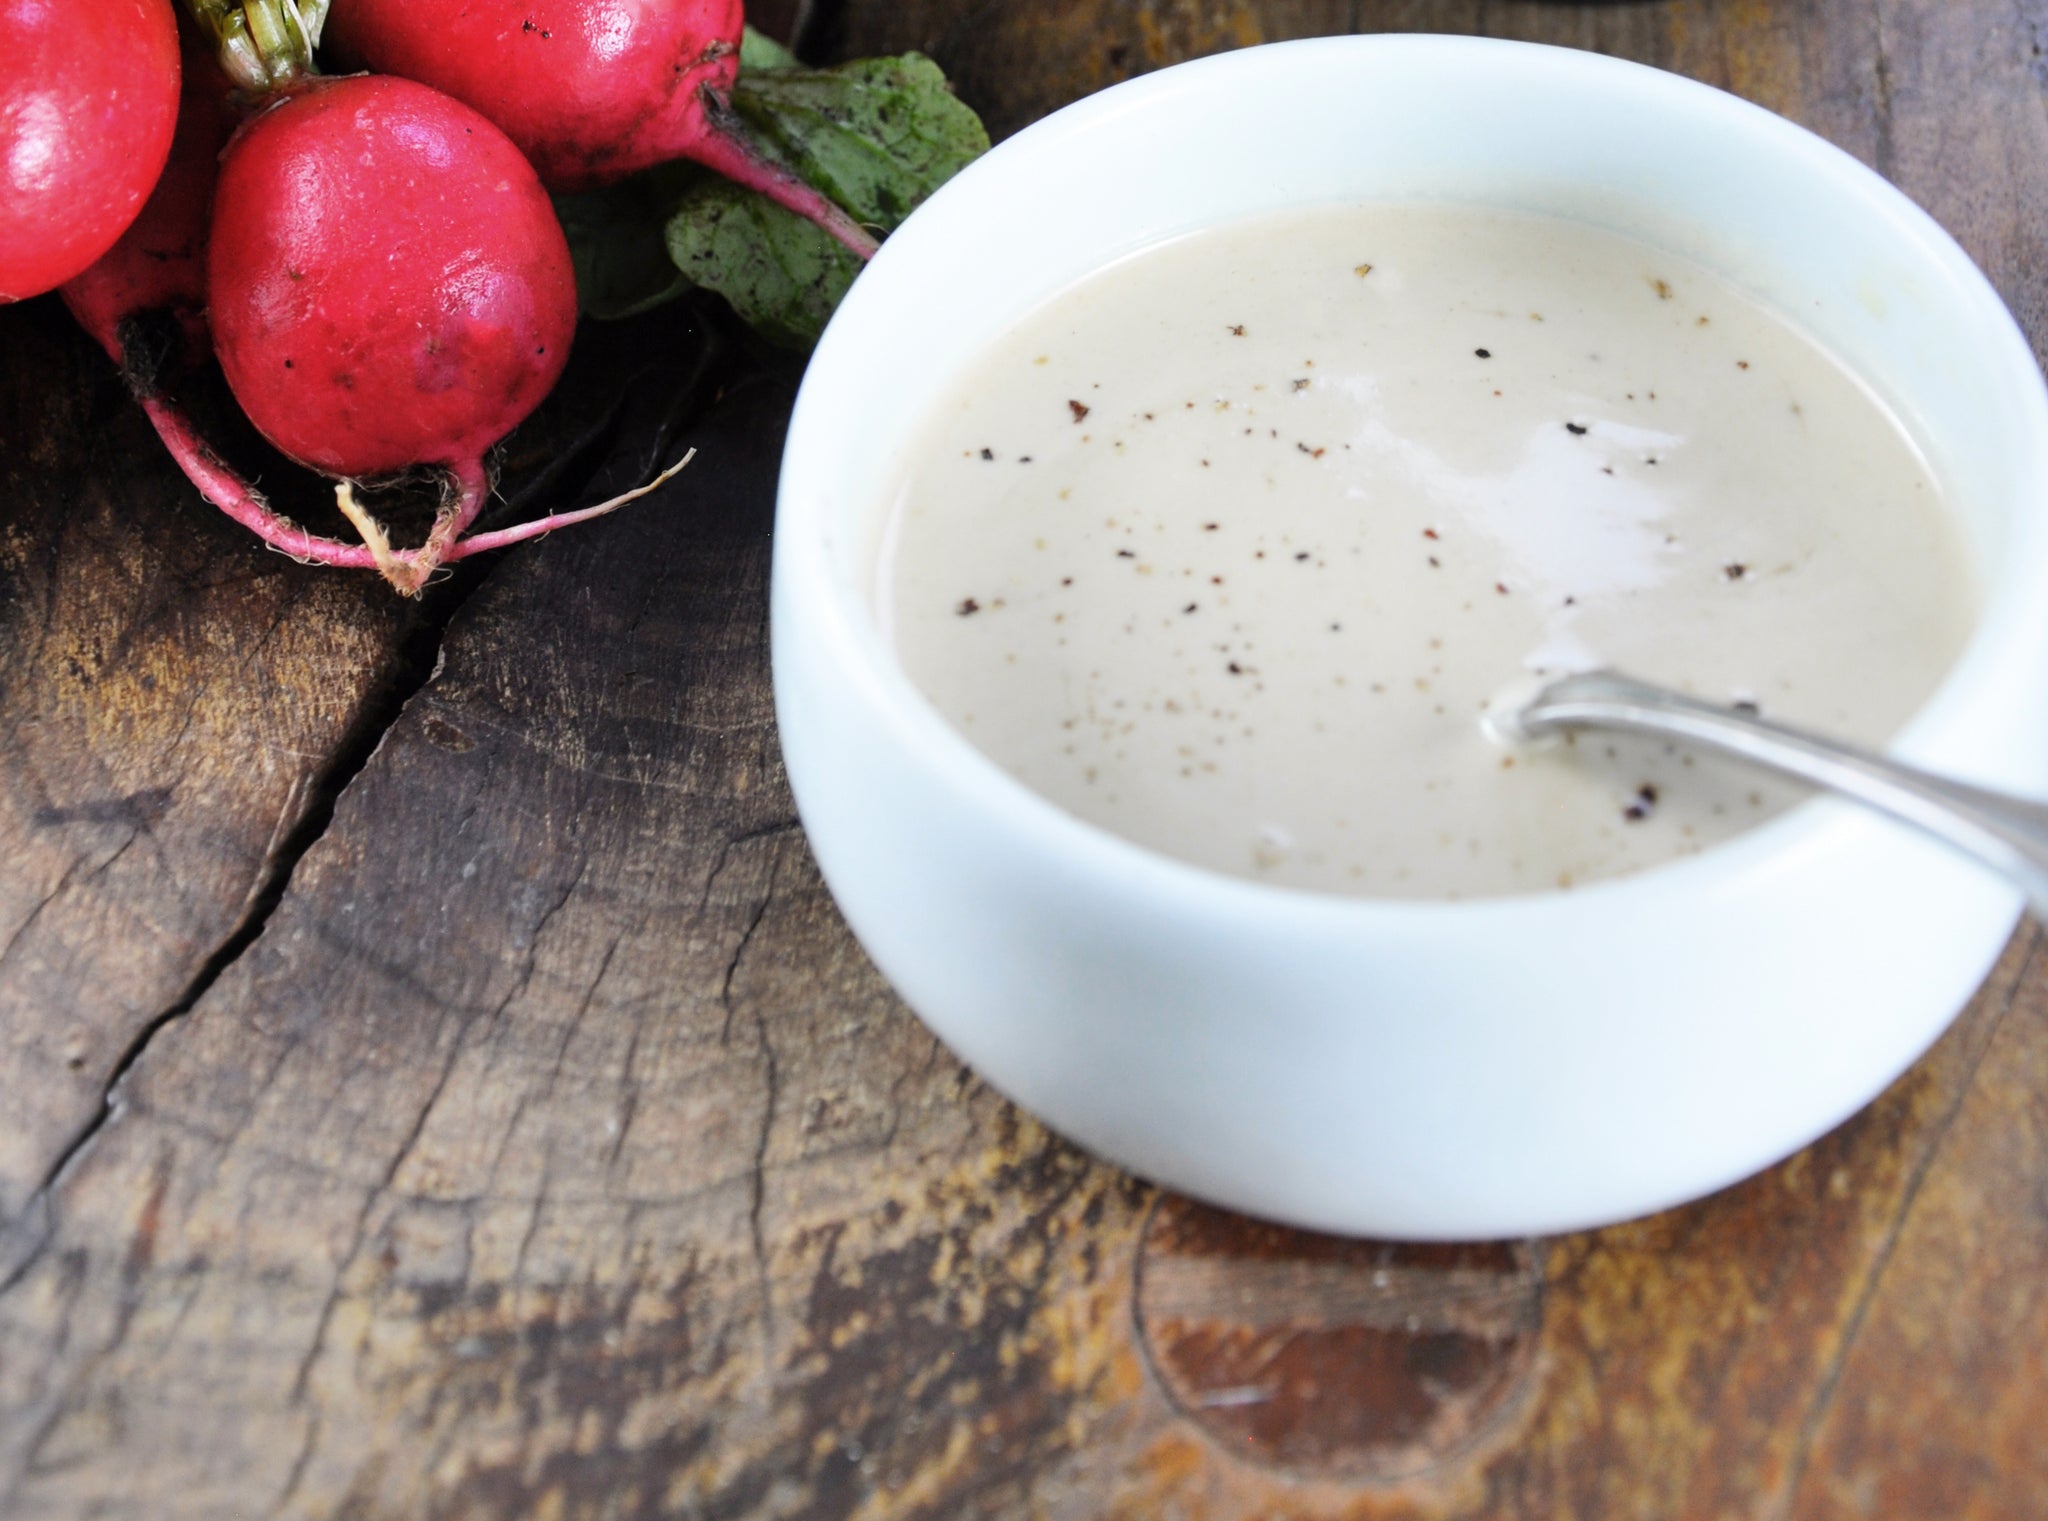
[771,35,2048,1238]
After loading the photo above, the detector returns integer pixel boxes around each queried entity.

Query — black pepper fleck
[1475,347,1491,359]
[1724,562,1749,580]
[956,598,980,616]
[979,448,995,461]
[1564,422,1588,436]
[1068,399,1089,422]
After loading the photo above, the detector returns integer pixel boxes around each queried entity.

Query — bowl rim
[777,31,2048,930]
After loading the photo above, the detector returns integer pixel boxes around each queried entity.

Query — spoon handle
[1518,670,2048,923]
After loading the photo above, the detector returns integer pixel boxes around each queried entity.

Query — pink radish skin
[0,0,181,301]
[323,0,879,259]
[60,26,239,371]
[55,33,387,577]
[56,48,434,581]
[206,73,582,592]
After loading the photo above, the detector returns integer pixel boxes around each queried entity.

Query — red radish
[54,36,408,579]
[60,25,239,372]
[59,49,644,590]
[204,73,584,592]
[0,0,181,301]
[55,25,346,574]
[322,0,880,259]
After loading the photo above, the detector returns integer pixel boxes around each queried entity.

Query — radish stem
[445,450,695,558]
[143,395,384,568]
[148,396,685,593]
[690,88,879,260]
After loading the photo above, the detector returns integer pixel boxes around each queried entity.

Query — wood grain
[0,299,410,1257]
[3,1,2048,1517]
[0,296,705,1282]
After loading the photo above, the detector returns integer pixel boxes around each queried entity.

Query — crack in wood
[0,851,87,981]
[1768,926,2045,1518]
[270,1408,322,1520]
[543,934,619,1096]
[730,844,788,1356]
[1871,4,1897,180]
[0,561,495,1307]
[510,1152,557,1293]
[286,853,592,1414]
[0,321,718,1512]
[605,1001,648,1175]
[707,819,801,1048]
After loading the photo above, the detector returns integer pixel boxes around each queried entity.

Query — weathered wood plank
[4,401,2040,1514]
[0,293,706,1281]
[1784,940,2048,1519]
[0,298,410,1247]
[0,363,1152,1520]
[817,1,1690,143]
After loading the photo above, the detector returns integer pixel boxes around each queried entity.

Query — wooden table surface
[4,2,2047,1516]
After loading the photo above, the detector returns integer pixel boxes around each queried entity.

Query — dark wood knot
[1133,1196,1543,1481]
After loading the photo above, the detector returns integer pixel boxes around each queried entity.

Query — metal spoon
[1497,669,2048,923]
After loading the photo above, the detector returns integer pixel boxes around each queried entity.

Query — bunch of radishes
[1,0,880,592]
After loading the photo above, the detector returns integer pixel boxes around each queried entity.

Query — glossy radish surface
[324,0,878,256]
[0,0,181,301]
[210,73,576,480]
[207,73,578,587]
[60,25,239,369]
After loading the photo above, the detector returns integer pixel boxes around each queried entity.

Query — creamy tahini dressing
[878,206,1978,898]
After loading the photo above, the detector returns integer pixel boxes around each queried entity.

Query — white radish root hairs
[336,451,697,594]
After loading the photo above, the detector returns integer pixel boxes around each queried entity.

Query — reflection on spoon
[1489,669,2048,922]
